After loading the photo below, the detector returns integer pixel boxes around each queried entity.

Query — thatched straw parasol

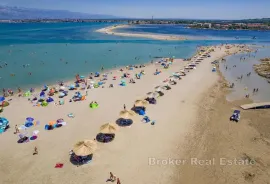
[119,110,135,119]
[134,100,148,107]
[100,123,118,134]
[73,140,97,156]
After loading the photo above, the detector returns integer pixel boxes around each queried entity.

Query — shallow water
[0,22,270,91]
[220,47,270,102]
[0,42,196,89]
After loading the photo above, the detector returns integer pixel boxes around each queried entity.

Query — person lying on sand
[129,78,135,83]
[109,172,116,182]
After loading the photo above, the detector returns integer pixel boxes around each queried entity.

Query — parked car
[230,110,241,122]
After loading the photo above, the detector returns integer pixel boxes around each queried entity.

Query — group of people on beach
[1,44,242,183]
[109,172,121,184]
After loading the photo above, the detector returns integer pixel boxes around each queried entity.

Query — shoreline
[95,24,188,41]
[175,54,270,183]
[0,44,255,184]
[1,57,157,94]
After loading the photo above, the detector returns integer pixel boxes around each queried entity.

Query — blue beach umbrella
[0,96,5,102]
[40,91,45,97]
[0,117,9,126]
[26,117,34,122]
[80,76,85,79]
[59,92,65,97]
[25,121,34,128]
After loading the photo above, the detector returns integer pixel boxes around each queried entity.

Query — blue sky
[1,0,270,19]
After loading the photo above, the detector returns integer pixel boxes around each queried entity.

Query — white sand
[96,24,187,41]
[0,45,244,184]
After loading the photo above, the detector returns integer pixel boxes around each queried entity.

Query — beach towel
[19,125,27,130]
[55,163,64,168]
[90,103,99,109]
[30,135,37,140]
[33,130,39,135]
[58,122,67,126]
[68,113,75,118]
[34,121,40,126]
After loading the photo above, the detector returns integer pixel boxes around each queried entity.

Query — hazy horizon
[1,0,270,20]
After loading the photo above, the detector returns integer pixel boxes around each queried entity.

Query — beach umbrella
[59,92,65,97]
[1,101,9,107]
[59,86,65,90]
[73,140,97,156]
[100,123,118,134]
[147,92,159,98]
[26,117,34,122]
[40,91,45,97]
[80,76,85,79]
[0,96,5,102]
[134,100,148,107]
[119,110,135,119]
[169,76,177,81]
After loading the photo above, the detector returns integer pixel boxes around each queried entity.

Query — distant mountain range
[0,5,117,19]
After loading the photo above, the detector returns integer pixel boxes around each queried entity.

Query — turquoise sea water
[0,23,270,90]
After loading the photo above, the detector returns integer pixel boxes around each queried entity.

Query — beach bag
[139,110,145,116]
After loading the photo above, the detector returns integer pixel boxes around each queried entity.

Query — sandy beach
[176,65,270,184]
[96,24,187,40]
[1,44,266,184]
